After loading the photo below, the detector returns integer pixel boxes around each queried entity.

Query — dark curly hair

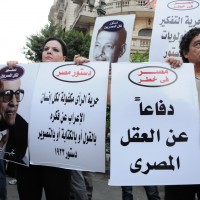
[179,28,200,63]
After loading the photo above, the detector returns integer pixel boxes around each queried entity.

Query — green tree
[22,22,91,62]
[61,30,91,61]
[130,49,149,62]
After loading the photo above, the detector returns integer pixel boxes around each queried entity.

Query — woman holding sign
[5,37,89,200]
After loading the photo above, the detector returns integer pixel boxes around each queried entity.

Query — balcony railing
[131,37,151,53]
[105,0,145,10]
[73,0,153,20]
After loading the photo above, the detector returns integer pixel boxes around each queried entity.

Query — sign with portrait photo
[0,64,39,166]
[89,14,135,63]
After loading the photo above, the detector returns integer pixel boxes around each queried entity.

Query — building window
[137,0,146,6]
[138,28,152,37]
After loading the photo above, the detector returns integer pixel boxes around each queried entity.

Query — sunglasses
[0,89,24,103]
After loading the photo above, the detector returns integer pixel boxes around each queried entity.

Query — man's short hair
[179,27,200,63]
[97,20,127,47]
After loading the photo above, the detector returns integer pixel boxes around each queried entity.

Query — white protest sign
[29,62,109,172]
[109,62,200,185]
[149,0,200,61]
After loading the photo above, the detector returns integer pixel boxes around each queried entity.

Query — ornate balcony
[71,0,154,29]
[105,0,154,17]
[71,3,97,29]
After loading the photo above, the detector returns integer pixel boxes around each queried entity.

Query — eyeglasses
[0,89,24,103]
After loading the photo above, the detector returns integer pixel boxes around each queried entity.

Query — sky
[0,0,54,64]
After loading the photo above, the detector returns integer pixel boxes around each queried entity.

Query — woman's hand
[6,60,18,69]
[74,54,90,65]
[165,57,183,69]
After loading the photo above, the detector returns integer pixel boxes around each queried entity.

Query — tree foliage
[61,30,91,61]
[130,49,149,62]
[22,22,91,62]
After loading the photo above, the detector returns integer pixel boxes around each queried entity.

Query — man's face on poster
[0,79,22,126]
[93,31,123,63]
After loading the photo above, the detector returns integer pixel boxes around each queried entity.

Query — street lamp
[88,0,106,16]
[96,0,106,16]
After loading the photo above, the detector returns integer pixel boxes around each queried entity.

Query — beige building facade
[48,0,155,53]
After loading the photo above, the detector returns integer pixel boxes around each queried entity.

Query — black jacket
[4,114,28,165]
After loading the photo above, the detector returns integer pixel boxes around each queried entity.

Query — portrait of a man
[93,20,127,63]
[89,14,135,63]
[0,66,28,165]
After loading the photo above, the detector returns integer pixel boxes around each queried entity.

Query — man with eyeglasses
[0,78,28,165]
[0,76,28,200]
